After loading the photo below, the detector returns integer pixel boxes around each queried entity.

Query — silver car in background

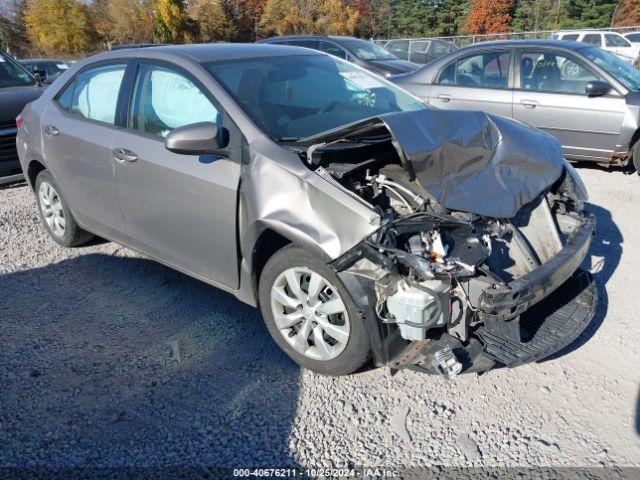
[392,40,640,170]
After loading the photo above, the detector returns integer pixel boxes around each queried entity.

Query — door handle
[112,148,139,163]
[521,99,539,109]
[436,93,452,102]
[44,125,60,136]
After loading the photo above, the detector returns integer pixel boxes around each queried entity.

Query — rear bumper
[478,214,595,321]
[0,126,21,178]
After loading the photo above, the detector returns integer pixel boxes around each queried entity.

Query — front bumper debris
[388,270,597,374]
[478,214,595,321]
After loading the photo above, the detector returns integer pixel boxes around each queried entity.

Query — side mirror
[164,122,227,155]
[585,80,611,96]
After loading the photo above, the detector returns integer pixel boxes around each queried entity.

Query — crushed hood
[302,109,565,218]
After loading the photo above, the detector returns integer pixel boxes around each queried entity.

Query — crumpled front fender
[234,138,380,305]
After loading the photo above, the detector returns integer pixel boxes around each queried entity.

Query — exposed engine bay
[296,110,597,378]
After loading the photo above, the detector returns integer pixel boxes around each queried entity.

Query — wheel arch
[242,226,337,307]
[27,159,47,190]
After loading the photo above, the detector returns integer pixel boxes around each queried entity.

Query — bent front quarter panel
[235,136,381,306]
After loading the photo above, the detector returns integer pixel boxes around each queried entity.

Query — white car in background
[551,30,640,64]
[624,32,640,44]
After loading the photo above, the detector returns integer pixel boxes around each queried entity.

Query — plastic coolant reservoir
[386,281,448,341]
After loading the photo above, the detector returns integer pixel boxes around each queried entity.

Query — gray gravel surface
[1,166,639,471]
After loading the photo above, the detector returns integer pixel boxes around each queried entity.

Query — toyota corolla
[16,44,597,377]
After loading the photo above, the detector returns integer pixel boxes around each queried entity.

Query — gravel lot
[1,165,639,472]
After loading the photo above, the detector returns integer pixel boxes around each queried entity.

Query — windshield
[0,55,35,88]
[341,39,398,61]
[205,54,425,139]
[580,47,640,91]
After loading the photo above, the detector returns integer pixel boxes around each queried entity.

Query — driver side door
[112,61,242,288]
[513,49,626,161]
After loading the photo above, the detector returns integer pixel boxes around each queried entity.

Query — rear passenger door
[41,61,129,237]
[513,48,626,161]
[111,61,241,288]
[428,49,513,118]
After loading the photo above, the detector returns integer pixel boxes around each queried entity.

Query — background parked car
[392,40,640,170]
[20,59,69,84]
[0,51,43,180]
[551,30,640,64]
[258,35,418,76]
[623,32,640,67]
[624,32,640,45]
[383,38,457,65]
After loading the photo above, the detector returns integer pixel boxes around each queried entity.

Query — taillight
[16,114,23,129]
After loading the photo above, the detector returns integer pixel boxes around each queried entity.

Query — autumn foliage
[611,0,640,28]
[464,0,514,35]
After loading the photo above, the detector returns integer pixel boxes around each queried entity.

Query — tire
[35,170,93,247]
[258,244,371,376]
[633,142,640,176]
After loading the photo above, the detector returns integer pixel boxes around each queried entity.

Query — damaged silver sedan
[16,44,597,377]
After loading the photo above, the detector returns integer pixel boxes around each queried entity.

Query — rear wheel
[258,245,370,376]
[35,170,93,247]
[633,141,640,175]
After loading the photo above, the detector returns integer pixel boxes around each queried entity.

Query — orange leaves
[463,0,514,34]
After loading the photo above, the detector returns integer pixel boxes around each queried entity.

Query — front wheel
[258,245,370,376]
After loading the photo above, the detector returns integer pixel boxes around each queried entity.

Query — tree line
[0,0,638,57]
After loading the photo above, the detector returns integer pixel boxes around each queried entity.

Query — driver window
[520,51,598,93]
[129,64,220,137]
[437,51,510,88]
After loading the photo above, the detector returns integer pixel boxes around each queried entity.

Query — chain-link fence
[373,25,640,47]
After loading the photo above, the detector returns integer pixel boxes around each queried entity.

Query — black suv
[0,52,43,178]
[258,36,418,77]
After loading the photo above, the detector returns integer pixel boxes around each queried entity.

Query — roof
[454,39,589,51]
[19,59,64,63]
[97,43,320,63]
[260,35,361,43]
[554,30,622,34]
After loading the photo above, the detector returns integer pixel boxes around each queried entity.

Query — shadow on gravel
[542,202,622,362]
[0,179,27,190]
[0,253,302,470]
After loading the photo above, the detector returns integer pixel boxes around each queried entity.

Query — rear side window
[561,34,579,41]
[626,33,640,42]
[582,34,601,46]
[129,64,220,138]
[57,63,126,124]
[437,51,511,89]
[56,79,75,110]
